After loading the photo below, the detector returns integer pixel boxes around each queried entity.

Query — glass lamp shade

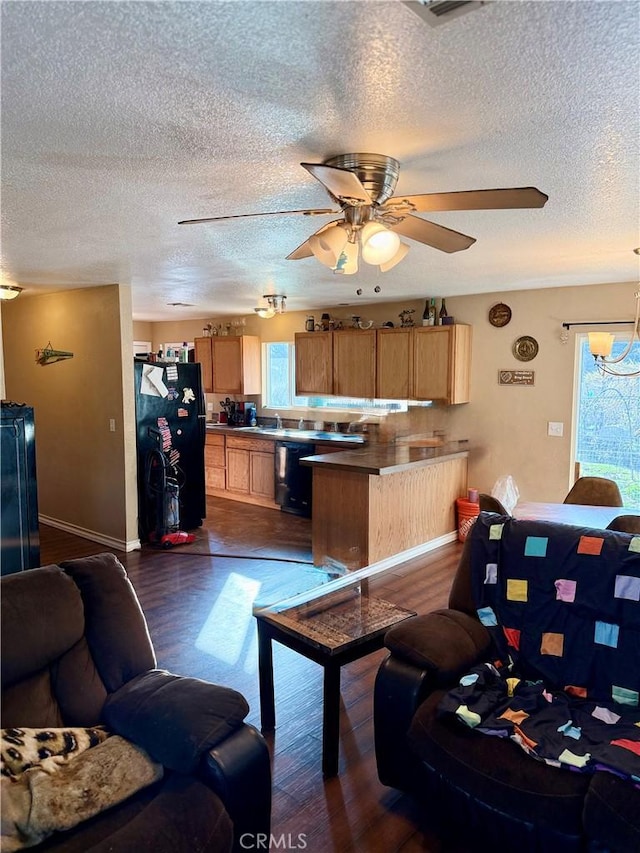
[360,222,401,265]
[255,307,276,319]
[308,223,349,268]
[588,332,615,358]
[379,242,410,272]
[0,285,23,300]
[334,241,359,275]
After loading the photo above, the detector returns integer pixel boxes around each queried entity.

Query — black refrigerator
[1,402,40,573]
[134,360,206,541]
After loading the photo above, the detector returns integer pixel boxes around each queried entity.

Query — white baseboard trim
[39,515,141,553]
[254,530,459,611]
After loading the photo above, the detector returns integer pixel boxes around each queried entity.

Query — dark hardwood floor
[38,496,467,852]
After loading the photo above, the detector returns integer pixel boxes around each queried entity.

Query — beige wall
[445,281,636,502]
[2,285,138,549]
[142,282,637,504]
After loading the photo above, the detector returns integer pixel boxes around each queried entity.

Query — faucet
[275,413,282,429]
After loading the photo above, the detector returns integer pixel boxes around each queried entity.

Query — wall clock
[513,335,539,362]
[488,303,512,327]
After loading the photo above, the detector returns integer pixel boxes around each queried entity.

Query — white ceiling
[2,0,639,321]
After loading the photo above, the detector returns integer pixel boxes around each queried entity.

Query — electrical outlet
[109,418,116,432]
[548,421,564,437]
[207,402,213,412]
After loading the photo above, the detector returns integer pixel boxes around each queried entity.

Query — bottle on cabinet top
[180,342,189,363]
[439,299,448,324]
[422,300,430,326]
[429,299,437,326]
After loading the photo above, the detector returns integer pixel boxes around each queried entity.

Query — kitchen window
[262,342,408,414]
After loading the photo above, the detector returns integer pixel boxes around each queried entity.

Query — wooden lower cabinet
[250,452,275,500]
[206,433,278,508]
[205,434,226,494]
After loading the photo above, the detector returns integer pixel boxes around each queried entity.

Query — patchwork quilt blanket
[438,514,640,782]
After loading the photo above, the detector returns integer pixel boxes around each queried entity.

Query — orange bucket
[456,497,480,543]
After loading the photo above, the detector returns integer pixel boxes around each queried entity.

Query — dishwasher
[274,441,315,517]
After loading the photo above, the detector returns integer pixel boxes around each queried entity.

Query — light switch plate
[548,421,564,437]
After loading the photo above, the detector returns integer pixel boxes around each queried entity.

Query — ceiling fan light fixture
[360,222,401,265]
[309,223,348,268]
[379,241,410,272]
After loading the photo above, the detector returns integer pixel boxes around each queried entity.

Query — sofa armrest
[202,724,272,852]
[103,669,249,773]
[384,609,491,684]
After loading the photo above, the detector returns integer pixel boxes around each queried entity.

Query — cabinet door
[194,337,213,393]
[376,328,412,399]
[412,325,472,404]
[212,337,243,395]
[205,466,226,493]
[333,329,376,398]
[295,333,333,395]
[250,451,275,499]
[226,448,250,493]
[413,327,451,401]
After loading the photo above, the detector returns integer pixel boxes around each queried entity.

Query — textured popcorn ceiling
[1,0,639,320]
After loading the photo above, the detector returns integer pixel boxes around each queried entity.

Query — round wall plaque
[513,335,539,362]
[488,303,512,327]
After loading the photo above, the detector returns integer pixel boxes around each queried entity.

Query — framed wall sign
[499,369,535,386]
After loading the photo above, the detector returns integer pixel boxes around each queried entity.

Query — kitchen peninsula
[303,442,469,570]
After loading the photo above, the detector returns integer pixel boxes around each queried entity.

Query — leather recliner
[1,553,272,852]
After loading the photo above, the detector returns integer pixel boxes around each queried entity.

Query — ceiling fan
[178,153,548,274]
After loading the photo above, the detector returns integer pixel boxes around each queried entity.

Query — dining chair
[563,476,623,507]
[479,493,510,515]
[606,515,640,534]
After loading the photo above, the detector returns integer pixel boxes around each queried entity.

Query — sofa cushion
[31,773,232,853]
[384,610,491,683]
[2,735,163,851]
[103,670,249,774]
[583,772,640,852]
[60,554,156,692]
[1,568,85,690]
[408,689,591,836]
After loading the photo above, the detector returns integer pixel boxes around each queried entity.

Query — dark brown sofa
[1,553,271,852]
[374,516,640,852]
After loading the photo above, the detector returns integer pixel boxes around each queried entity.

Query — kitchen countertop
[300,441,470,475]
[205,423,367,446]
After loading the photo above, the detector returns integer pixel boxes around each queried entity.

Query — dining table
[513,501,640,530]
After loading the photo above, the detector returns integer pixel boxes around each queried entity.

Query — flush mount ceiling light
[0,284,23,300]
[255,294,286,319]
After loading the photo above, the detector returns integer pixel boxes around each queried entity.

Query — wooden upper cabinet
[376,327,412,400]
[211,335,261,395]
[413,324,472,404]
[333,329,376,398]
[295,332,333,395]
[194,337,214,393]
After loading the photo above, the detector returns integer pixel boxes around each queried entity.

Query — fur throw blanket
[1,733,163,851]
[1,727,110,779]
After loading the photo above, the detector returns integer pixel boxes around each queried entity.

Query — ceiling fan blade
[301,163,372,204]
[390,214,475,253]
[386,187,548,213]
[286,219,344,260]
[178,207,336,225]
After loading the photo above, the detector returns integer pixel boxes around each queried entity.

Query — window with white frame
[262,342,409,413]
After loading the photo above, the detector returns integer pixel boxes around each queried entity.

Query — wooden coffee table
[255,583,415,776]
